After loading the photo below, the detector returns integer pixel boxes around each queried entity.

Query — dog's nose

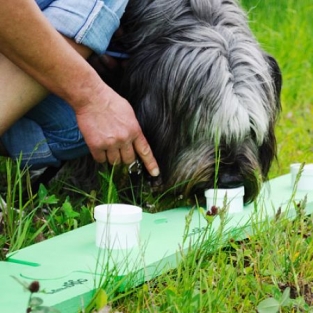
[218,173,244,188]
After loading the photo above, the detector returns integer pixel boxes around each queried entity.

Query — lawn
[0,0,313,312]
[240,0,313,176]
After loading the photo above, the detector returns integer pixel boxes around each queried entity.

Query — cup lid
[290,163,313,175]
[94,204,142,223]
[205,186,245,199]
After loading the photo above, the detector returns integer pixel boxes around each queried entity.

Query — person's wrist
[66,71,110,114]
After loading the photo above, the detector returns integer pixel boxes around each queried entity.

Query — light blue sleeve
[37,0,129,54]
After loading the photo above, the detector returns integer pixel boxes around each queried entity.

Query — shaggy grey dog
[107,0,282,204]
[63,0,281,206]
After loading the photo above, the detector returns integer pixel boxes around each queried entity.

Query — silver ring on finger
[128,159,142,175]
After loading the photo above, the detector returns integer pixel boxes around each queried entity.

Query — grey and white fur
[72,0,282,205]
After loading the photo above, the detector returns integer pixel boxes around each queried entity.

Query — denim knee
[1,94,90,169]
[26,94,90,160]
[1,117,62,170]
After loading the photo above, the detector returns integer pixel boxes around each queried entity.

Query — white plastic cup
[290,163,313,191]
[205,186,245,214]
[94,204,142,250]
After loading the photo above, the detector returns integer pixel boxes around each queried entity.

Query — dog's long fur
[67,0,282,206]
[115,0,282,203]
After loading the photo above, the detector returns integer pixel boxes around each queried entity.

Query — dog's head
[112,0,282,204]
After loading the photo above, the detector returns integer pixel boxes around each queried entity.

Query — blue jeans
[1,0,129,169]
[1,95,89,169]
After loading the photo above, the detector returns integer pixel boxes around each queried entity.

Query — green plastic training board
[1,173,313,312]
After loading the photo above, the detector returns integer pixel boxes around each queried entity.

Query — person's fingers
[134,134,159,177]
[92,146,135,166]
[120,144,136,165]
[106,148,121,165]
[90,148,107,164]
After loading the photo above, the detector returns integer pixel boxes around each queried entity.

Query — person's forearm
[0,0,103,112]
[0,33,93,135]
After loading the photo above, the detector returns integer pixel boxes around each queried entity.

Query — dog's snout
[218,172,244,189]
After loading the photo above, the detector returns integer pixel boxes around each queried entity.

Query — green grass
[241,0,313,177]
[1,1,313,312]
[113,208,313,312]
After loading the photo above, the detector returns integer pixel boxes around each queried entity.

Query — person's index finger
[134,134,160,177]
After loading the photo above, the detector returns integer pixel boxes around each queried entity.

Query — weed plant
[0,158,95,258]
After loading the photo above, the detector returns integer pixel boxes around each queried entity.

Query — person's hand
[75,83,160,177]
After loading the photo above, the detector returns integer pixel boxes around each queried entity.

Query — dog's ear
[265,54,282,106]
[258,55,282,179]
